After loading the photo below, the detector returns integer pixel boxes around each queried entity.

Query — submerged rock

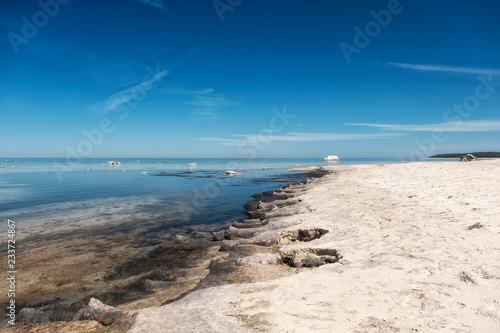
[76,298,132,329]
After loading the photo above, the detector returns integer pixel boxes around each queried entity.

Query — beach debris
[101,163,105,166]
[141,171,148,174]
[0,166,4,168]
[467,222,483,230]
[280,248,341,268]
[458,271,476,284]
[460,154,477,162]
[84,168,92,171]
[10,166,17,169]
[225,170,242,176]
[295,164,302,167]
[323,155,339,161]
[189,163,197,167]
[175,165,180,168]
[158,162,162,164]
[108,161,122,167]
[122,169,128,172]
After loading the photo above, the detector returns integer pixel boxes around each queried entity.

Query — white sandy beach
[129,160,500,332]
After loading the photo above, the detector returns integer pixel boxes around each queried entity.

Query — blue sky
[1,0,499,158]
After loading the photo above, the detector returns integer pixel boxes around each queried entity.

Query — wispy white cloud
[159,87,238,119]
[198,137,244,146]
[133,0,168,12]
[103,69,169,113]
[157,88,214,95]
[273,132,403,141]
[346,120,500,132]
[186,96,239,109]
[194,88,215,95]
[386,63,500,76]
[199,132,403,146]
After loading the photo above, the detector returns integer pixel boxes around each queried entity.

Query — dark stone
[233,220,263,228]
[75,298,129,326]
[212,230,229,241]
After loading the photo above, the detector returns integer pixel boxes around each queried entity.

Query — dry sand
[129,160,500,332]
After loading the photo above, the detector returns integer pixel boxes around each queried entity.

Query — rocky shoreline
[7,168,335,332]
[212,168,338,268]
[197,168,338,292]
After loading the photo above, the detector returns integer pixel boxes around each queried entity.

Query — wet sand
[0,216,228,332]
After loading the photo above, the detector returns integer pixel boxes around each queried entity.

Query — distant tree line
[429,152,500,158]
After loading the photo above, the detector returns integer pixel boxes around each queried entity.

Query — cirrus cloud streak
[199,132,403,146]
[386,63,500,77]
[346,120,500,132]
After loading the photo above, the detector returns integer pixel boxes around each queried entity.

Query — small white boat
[108,161,122,167]
[323,155,339,161]
[189,163,197,167]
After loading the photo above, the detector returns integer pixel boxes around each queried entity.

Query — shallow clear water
[0,157,451,240]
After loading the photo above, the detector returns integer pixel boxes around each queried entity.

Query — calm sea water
[0,158,449,240]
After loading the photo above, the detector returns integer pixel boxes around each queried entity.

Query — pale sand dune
[130,160,500,332]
